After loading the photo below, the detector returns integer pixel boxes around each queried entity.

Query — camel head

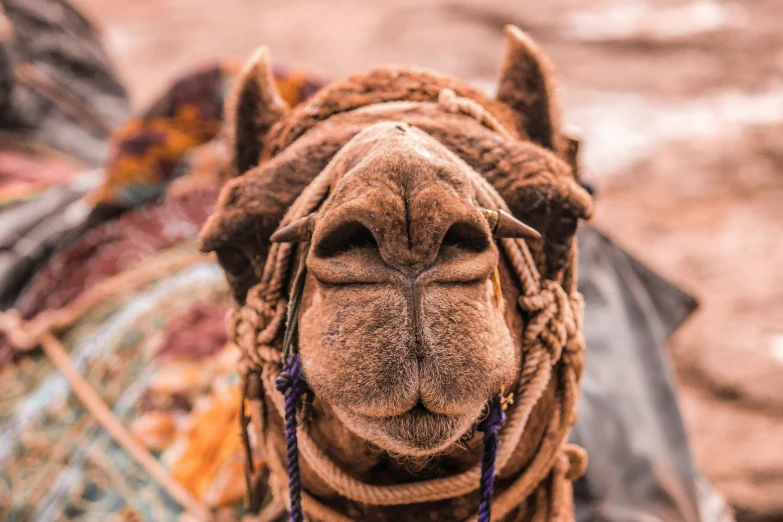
[199,25,592,520]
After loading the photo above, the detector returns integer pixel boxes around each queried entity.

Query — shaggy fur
[200,26,591,522]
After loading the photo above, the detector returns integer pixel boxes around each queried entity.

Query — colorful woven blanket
[0,61,326,522]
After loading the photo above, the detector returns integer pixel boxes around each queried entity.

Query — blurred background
[2,0,782,519]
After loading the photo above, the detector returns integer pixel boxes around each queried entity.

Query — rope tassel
[275,353,306,522]
[477,394,507,522]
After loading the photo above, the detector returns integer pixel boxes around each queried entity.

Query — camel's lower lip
[333,401,482,456]
[371,405,466,452]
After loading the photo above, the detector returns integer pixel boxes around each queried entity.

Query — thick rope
[437,88,515,139]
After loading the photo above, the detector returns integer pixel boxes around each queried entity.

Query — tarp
[573,226,732,522]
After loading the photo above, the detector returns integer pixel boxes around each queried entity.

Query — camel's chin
[334,405,480,457]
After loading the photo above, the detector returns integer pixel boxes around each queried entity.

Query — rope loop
[562,444,588,482]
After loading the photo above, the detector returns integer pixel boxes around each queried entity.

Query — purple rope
[275,353,306,522]
[477,394,506,522]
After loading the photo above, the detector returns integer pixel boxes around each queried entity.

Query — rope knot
[0,309,64,353]
[518,280,581,364]
[478,394,507,436]
[275,353,303,394]
[0,310,36,351]
[234,297,288,369]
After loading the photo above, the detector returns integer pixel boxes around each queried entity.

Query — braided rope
[438,88,515,139]
[275,353,306,522]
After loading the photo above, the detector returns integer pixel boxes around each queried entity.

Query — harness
[233,91,588,522]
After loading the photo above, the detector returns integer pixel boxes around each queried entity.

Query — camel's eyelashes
[315,221,378,258]
[440,222,490,253]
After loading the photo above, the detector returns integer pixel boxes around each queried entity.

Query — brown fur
[199,26,591,521]
[299,123,516,457]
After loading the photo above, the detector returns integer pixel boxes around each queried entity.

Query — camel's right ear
[227,46,290,175]
[495,25,563,154]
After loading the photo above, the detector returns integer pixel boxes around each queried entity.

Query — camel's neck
[262,375,560,522]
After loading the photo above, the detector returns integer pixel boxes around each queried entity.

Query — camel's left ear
[226,46,290,175]
[496,25,563,154]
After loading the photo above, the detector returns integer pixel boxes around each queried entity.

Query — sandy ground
[70,0,783,518]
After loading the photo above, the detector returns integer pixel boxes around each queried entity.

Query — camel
[199,25,593,522]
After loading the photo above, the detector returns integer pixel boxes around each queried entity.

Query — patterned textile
[0,138,101,310]
[0,250,241,521]
[88,62,326,212]
[0,142,83,205]
[87,64,230,211]
[0,57,327,522]
[16,183,221,319]
[0,0,132,166]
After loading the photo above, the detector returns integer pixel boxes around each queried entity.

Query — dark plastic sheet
[572,225,732,522]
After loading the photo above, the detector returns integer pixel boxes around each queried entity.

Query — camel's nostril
[315,220,378,258]
[440,221,490,253]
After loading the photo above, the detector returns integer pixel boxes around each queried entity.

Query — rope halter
[231,91,587,522]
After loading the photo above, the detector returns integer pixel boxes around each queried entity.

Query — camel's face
[298,123,517,457]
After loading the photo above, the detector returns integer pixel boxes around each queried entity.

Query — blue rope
[275,353,306,522]
[477,394,506,522]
